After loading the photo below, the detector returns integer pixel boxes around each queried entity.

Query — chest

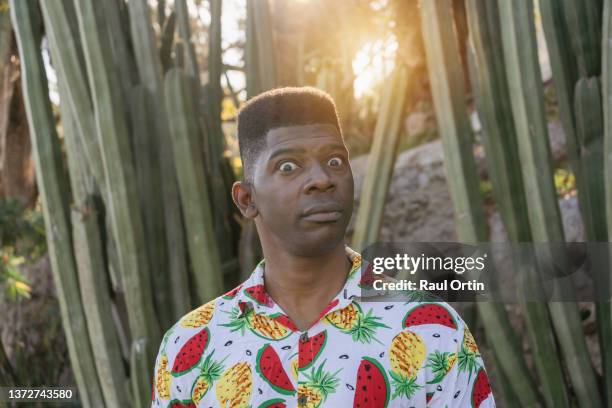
[166,315,458,407]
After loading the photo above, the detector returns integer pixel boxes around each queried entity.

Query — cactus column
[465,0,570,405]
[601,0,612,402]
[10,0,105,405]
[351,64,408,251]
[498,0,603,406]
[420,1,542,405]
[73,0,161,359]
[164,67,224,302]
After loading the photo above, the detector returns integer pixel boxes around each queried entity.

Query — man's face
[247,123,354,256]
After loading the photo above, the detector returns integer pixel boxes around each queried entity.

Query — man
[151,87,495,407]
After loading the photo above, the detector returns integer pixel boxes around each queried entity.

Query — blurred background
[1,0,611,406]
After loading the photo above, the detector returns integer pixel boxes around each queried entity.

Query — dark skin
[232,123,355,331]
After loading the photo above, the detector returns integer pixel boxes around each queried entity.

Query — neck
[260,240,352,330]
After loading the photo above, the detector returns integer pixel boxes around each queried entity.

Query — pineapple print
[388,330,426,399]
[347,254,362,278]
[458,326,481,378]
[181,299,215,328]
[156,353,172,399]
[190,350,227,404]
[324,302,390,345]
[221,306,291,340]
[291,356,299,381]
[297,360,341,408]
[216,362,253,408]
[426,351,457,384]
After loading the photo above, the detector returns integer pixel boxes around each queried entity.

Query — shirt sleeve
[151,325,183,407]
[436,315,496,408]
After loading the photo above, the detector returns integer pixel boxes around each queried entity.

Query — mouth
[301,211,343,222]
[301,203,344,223]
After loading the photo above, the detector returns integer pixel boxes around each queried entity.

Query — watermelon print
[151,245,495,407]
[314,298,340,322]
[171,327,210,376]
[245,284,274,306]
[258,398,287,408]
[358,263,377,288]
[403,303,458,330]
[169,400,195,408]
[471,368,492,408]
[353,357,390,408]
[271,313,299,332]
[298,330,327,369]
[256,344,296,395]
[222,284,243,299]
[426,392,434,403]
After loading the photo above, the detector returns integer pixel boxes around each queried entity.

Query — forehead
[264,123,344,152]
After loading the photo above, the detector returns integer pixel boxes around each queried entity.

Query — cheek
[258,183,295,217]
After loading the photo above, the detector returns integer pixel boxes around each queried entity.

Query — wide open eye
[328,156,343,167]
[279,161,298,172]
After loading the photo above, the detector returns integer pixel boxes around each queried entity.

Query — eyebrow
[267,143,347,162]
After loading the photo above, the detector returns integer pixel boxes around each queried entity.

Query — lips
[301,203,344,222]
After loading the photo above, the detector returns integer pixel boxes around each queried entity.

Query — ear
[232,180,258,219]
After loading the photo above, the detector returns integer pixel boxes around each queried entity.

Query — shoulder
[157,280,246,354]
[152,286,241,405]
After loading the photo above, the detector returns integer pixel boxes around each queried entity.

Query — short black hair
[236,87,342,182]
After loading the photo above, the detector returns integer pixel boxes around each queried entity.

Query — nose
[303,162,335,193]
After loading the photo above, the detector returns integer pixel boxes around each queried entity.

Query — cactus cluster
[11,0,239,404]
[421,0,611,406]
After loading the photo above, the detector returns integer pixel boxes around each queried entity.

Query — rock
[346,120,577,245]
[405,111,428,137]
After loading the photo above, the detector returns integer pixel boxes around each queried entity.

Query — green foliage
[0,199,46,301]
[0,247,31,301]
[0,198,46,257]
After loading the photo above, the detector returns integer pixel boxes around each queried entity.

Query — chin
[288,226,348,257]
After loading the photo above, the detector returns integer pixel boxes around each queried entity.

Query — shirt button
[300,332,309,343]
[298,394,308,405]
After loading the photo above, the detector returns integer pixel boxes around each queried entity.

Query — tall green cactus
[53,29,131,406]
[246,0,276,97]
[351,64,408,251]
[204,0,239,272]
[465,1,570,406]
[574,77,606,241]
[73,0,161,357]
[241,0,279,276]
[164,67,224,302]
[539,0,605,244]
[101,0,137,110]
[175,0,199,80]
[72,200,131,406]
[600,0,612,401]
[130,337,153,407]
[10,0,105,405]
[420,1,542,406]
[128,0,174,328]
[209,0,223,123]
[0,1,12,78]
[560,0,602,78]
[39,1,106,195]
[498,1,603,406]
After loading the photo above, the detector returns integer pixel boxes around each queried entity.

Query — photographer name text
[372,278,485,292]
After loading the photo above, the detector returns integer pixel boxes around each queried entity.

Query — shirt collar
[233,244,385,320]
